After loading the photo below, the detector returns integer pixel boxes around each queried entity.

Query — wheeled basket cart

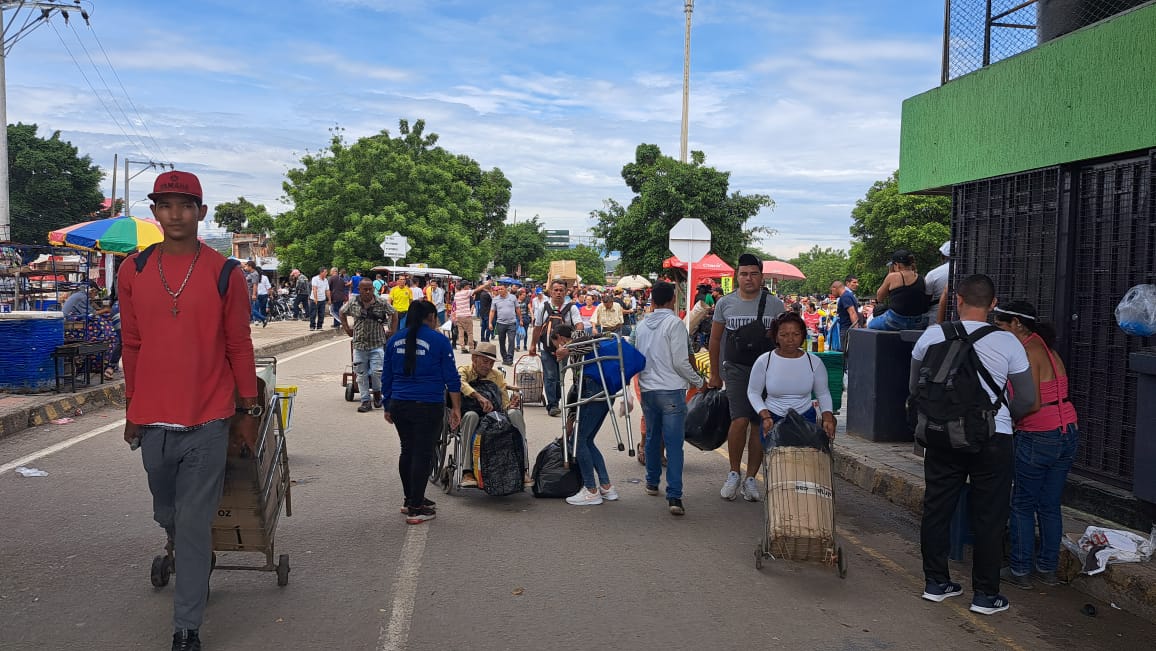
[149,357,294,589]
[559,333,636,466]
[342,340,359,402]
[511,354,545,407]
[755,440,846,578]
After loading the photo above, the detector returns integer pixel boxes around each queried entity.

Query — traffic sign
[380,232,411,259]
[668,218,711,263]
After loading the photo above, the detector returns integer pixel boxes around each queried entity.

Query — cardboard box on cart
[765,447,836,559]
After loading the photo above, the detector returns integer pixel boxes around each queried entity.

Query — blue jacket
[381,324,461,404]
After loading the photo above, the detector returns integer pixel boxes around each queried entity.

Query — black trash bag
[476,412,525,497]
[684,388,731,451]
[462,380,504,416]
[767,408,831,454]
[531,438,582,498]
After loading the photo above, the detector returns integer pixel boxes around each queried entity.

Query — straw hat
[472,342,499,361]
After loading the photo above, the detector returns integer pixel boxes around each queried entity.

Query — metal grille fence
[1067,153,1155,487]
[942,0,1153,84]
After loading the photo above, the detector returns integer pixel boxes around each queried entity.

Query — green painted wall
[899,3,1156,194]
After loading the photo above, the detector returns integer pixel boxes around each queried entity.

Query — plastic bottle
[817,333,825,353]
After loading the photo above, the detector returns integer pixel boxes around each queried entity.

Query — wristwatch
[236,405,264,418]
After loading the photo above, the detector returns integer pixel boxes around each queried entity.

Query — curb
[831,441,1156,624]
[0,329,339,442]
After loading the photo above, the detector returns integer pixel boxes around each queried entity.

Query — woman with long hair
[382,300,462,524]
[868,249,931,331]
[993,301,1079,589]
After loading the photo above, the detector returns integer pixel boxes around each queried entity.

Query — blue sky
[8,0,945,258]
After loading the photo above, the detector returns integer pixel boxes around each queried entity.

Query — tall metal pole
[0,7,9,241]
[680,0,694,164]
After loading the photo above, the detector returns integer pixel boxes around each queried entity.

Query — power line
[79,20,171,163]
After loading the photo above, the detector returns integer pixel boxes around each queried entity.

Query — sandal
[636,442,646,465]
[103,368,116,381]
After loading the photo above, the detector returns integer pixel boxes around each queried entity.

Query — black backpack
[909,322,1006,454]
[539,300,574,350]
[133,243,240,299]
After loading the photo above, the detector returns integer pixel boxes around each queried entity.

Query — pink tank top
[1018,334,1078,432]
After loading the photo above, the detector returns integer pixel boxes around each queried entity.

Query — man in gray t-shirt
[706,253,785,503]
[489,284,522,366]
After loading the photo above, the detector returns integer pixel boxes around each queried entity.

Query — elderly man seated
[458,342,530,488]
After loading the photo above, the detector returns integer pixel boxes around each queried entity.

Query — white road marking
[0,420,125,475]
[0,338,345,473]
[377,525,428,651]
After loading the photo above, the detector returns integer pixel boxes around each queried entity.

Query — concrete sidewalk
[830,424,1156,623]
[0,320,340,441]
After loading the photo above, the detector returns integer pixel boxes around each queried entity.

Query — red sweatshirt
[118,245,257,426]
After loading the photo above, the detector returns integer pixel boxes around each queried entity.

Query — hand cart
[558,333,636,467]
[149,357,294,589]
[754,436,846,578]
[511,354,545,407]
[342,340,359,401]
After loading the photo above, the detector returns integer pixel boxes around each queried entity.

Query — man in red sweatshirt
[118,171,259,651]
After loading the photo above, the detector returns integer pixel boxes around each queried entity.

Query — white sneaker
[721,471,741,501]
[566,488,604,506]
[599,485,619,501]
[742,476,762,502]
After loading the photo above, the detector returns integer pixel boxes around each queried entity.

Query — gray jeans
[140,419,229,632]
[494,321,517,364]
[459,409,528,471]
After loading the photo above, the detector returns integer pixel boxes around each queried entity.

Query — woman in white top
[746,312,837,438]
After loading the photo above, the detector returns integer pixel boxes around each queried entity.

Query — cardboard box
[766,447,835,551]
[548,260,577,285]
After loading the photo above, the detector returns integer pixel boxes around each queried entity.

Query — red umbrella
[762,260,806,281]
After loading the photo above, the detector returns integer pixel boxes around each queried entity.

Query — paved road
[1,338,1152,650]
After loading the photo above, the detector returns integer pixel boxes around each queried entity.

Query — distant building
[544,229,570,250]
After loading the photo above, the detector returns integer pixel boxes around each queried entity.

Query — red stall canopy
[662,253,734,289]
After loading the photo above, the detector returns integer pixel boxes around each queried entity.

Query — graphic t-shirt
[712,291,786,365]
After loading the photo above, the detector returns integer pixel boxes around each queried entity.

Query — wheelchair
[429,387,524,495]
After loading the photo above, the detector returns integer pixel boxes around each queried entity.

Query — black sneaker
[668,498,685,516]
[1034,570,1060,586]
[921,579,963,602]
[1000,566,1033,590]
[548,406,561,417]
[644,484,659,496]
[400,499,436,514]
[970,591,1010,615]
[405,505,436,524]
[372,394,383,409]
[357,402,373,413]
[172,629,201,651]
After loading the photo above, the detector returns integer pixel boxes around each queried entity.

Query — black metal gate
[1066,153,1156,488]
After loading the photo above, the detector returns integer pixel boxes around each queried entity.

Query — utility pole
[0,1,88,242]
[124,158,172,218]
[680,0,694,164]
[108,153,117,216]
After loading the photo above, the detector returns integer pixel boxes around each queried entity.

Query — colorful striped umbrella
[48,215,164,255]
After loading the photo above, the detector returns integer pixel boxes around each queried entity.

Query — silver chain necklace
[157,242,203,318]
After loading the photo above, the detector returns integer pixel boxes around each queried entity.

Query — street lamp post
[680,0,694,164]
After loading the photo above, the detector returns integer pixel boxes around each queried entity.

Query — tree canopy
[776,246,851,296]
[526,245,607,287]
[8,123,104,244]
[275,120,511,277]
[592,144,774,276]
[493,216,547,277]
[848,171,950,291]
[213,197,274,234]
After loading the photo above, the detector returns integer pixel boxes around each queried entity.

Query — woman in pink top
[993,301,1079,589]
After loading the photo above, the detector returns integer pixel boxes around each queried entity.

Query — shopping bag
[684,388,730,451]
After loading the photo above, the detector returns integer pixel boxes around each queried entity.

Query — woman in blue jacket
[383,300,462,524]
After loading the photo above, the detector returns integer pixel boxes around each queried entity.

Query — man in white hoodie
[633,281,704,516]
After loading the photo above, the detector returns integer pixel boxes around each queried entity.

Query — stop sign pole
[668,218,712,326]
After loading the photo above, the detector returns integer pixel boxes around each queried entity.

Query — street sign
[668,218,713,326]
[380,232,411,259]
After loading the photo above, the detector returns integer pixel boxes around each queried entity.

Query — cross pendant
[171,301,180,318]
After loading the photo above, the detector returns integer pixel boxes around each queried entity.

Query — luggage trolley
[559,333,636,467]
[148,357,294,589]
[342,340,359,402]
[754,431,846,578]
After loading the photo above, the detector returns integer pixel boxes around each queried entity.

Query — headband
[992,306,1036,321]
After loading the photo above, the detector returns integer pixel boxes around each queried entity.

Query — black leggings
[390,400,444,509]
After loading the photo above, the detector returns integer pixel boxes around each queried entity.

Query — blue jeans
[642,389,687,499]
[352,347,384,403]
[575,383,611,490]
[867,309,924,331]
[540,345,561,410]
[1009,424,1079,574]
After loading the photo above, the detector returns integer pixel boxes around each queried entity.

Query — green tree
[276,120,511,277]
[212,197,274,234]
[493,216,547,276]
[526,245,607,286]
[776,246,851,296]
[592,144,774,276]
[8,123,104,244]
[848,171,950,291]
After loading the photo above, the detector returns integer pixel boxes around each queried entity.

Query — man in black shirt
[477,284,493,342]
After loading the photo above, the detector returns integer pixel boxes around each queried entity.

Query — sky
[7,0,946,258]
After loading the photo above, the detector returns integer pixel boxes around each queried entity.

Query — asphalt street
[1,336,1153,650]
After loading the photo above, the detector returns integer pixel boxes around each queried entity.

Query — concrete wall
[899,2,1156,194]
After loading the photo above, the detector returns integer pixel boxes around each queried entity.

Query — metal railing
[941,0,1153,84]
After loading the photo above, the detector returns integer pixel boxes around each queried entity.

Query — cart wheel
[276,554,290,587]
[150,555,173,587]
[344,383,356,402]
[755,545,763,570]
[836,545,847,579]
[442,463,455,495]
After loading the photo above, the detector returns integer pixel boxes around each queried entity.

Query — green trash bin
[816,351,844,413]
